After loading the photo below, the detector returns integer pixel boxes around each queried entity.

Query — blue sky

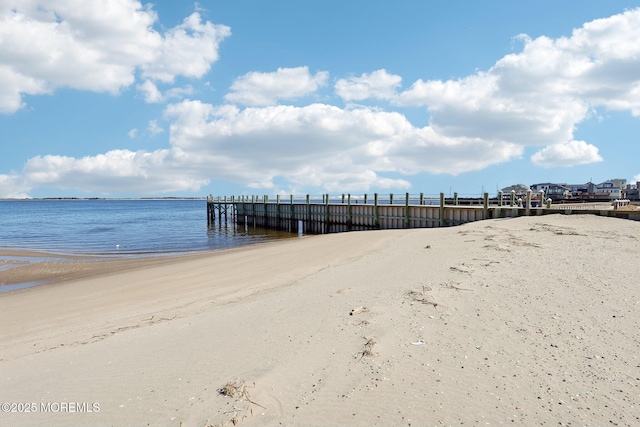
[2,1,640,198]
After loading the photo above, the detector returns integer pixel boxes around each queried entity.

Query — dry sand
[1,214,639,426]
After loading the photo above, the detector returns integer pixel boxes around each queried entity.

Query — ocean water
[0,199,299,255]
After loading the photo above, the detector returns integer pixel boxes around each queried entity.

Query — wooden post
[439,192,445,227]
[374,193,380,229]
[347,194,352,231]
[404,192,410,228]
[217,196,222,221]
[526,190,532,216]
[262,195,268,227]
[498,191,503,207]
[538,190,545,209]
[364,194,368,204]
[419,192,424,205]
[342,194,345,204]
[290,194,295,233]
[390,193,394,205]
[483,192,489,219]
[276,195,281,230]
[306,194,311,233]
[511,190,516,207]
[453,192,458,206]
[325,193,330,233]
[223,196,228,221]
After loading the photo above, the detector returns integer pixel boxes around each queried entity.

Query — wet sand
[0,250,206,291]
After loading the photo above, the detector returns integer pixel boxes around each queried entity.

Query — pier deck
[207,193,640,234]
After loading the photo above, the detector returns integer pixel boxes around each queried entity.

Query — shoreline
[0,249,209,290]
[0,240,294,290]
[1,214,639,426]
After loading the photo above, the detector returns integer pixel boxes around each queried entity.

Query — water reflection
[0,281,47,293]
[205,218,300,250]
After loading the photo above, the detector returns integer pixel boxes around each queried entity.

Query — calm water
[0,199,299,255]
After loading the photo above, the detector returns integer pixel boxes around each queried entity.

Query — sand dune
[1,214,639,426]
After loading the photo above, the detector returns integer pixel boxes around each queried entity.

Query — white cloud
[335,69,402,102]
[148,120,164,136]
[161,100,520,190]
[224,66,329,106]
[140,12,231,83]
[128,128,138,138]
[531,140,603,167]
[391,8,640,165]
[2,100,520,196]
[0,173,30,198]
[0,65,50,113]
[137,80,162,103]
[0,1,230,113]
[137,80,194,103]
[21,150,208,195]
[164,86,194,101]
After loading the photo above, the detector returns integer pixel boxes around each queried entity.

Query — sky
[2,1,640,199]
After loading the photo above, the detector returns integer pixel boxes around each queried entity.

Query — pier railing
[207,191,640,234]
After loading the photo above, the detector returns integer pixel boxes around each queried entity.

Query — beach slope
[1,214,639,426]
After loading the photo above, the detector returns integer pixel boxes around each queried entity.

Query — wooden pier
[207,191,640,234]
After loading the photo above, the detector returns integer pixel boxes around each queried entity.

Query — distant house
[500,184,529,197]
[623,183,639,201]
[530,183,570,201]
[595,179,627,199]
[566,182,596,199]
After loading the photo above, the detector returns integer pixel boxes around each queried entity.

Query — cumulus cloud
[0,1,230,113]
[148,120,164,136]
[128,129,138,138]
[137,80,163,103]
[224,66,329,106]
[335,69,402,101]
[140,12,230,83]
[137,80,194,103]
[21,150,208,194]
[531,140,603,167]
[160,100,521,190]
[391,8,640,164]
[2,100,520,196]
[0,173,30,198]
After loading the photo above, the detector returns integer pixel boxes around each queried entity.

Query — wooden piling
[347,194,352,230]
[404,193,410,229]
[483,192,489,219]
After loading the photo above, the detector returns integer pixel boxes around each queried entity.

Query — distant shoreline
[0,196,207,201]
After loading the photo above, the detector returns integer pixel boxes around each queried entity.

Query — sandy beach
[1,214,639,426]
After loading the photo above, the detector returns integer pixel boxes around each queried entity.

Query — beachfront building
[530,182,571,201]
[567,182,596,199]
[623,183,639,201]
[595,179,627,199]
[501,184,529,197]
